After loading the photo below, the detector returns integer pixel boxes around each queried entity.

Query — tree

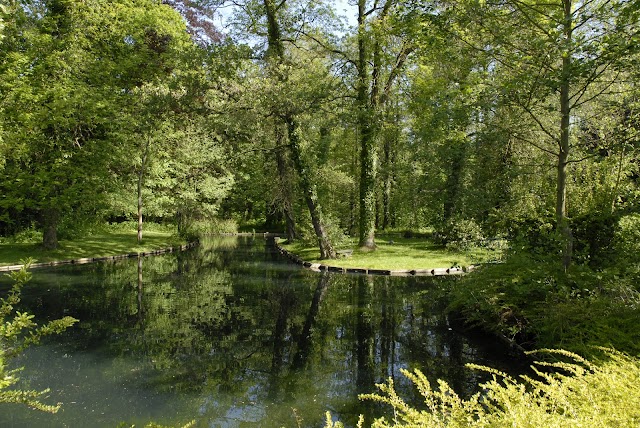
[441,0,634,267]
[208,0,339,257]
[352,0,414,249]
[0,0,194,248]
[263,0,337,258]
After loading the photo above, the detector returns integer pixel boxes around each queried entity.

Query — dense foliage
[1,0,638,262]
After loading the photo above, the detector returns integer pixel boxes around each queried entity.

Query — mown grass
[281,235,501,270]
[0,226,185,266]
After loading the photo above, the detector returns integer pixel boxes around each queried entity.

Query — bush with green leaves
[0,226,43,244]
[613,213,640,272]
[298,214,351,249]
[505,216,560,257]
[1,261,77,412]
[570,211,619,268]
[435,217,484,251]
[448,250,640,355]
[188,218,239,236]
[325,348,640,428]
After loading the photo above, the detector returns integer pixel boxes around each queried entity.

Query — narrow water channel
[0,236,523,427]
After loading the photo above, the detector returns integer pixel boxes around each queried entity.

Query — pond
[0,236,524,427]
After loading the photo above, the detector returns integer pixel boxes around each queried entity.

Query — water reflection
[0,237,522,427]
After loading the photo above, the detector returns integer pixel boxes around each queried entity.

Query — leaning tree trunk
[286,116,336,259]
[263,0,334,258]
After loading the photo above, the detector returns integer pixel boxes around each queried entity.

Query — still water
[0,236,522,427]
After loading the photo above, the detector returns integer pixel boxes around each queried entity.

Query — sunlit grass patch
[0,225,185,266]
[281,235,501,270]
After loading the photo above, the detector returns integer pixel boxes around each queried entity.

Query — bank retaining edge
[0,241,199,272]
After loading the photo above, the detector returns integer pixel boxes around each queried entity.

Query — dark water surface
[0,236,523,427]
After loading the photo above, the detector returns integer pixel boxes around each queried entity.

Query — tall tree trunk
[42,207,60,250]
[382,140,396,230]
[443,141,466,223]
[137,136,150,243]
[357,0,377,250]
[611,145,626,213]
[357,108,377,250]
[355,0,401,248]
[381,110,398,230]
[558,0,573,270]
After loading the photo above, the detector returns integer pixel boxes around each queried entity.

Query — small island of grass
[279,234,503,271]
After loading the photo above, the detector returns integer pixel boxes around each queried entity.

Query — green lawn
[0,229,185,266]
[280,236,502,270]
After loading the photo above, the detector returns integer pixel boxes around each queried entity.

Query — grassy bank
[449,254,640,357]
[0,224,185,266]
[280,235,501,270]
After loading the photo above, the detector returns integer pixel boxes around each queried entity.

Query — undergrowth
[185,218,238,237]
[448,253,640,355]
[325,348,640,427]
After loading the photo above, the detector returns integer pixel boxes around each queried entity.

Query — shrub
[613,213,640,273]
[571,212,618,268]
[435,217,484,251]
[298,215,351,249]
[188,218,239,236]
[0,226,42,244]
[448,252,640,355]
[447,253,556,345]
[326,348,640,428]
[506,216,560,258]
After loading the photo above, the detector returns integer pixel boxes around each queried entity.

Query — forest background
[1,0,640,354]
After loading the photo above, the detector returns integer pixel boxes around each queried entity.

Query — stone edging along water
[271,237,476,277]
[0,241,199,273]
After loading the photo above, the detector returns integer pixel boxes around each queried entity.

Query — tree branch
[381,42,414,106]
[511,100,560,146]
[300,29,357,68]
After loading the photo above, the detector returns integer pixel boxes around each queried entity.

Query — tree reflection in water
[0,236,524,428]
